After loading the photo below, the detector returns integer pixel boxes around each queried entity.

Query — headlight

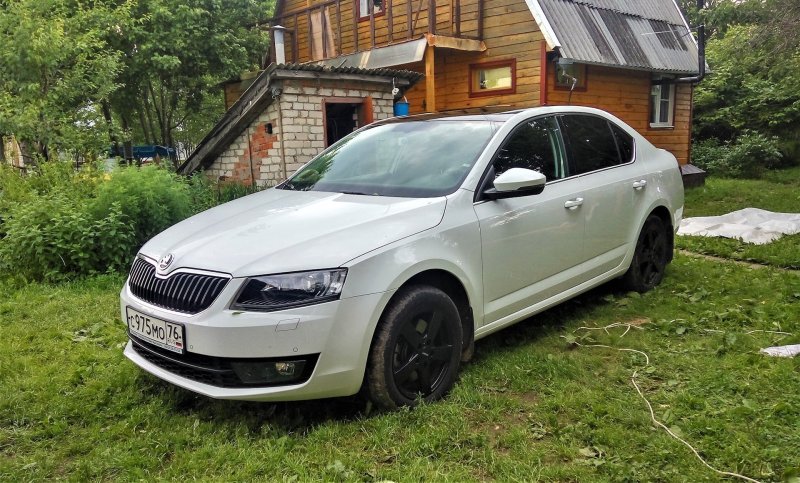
[231,269,347,311]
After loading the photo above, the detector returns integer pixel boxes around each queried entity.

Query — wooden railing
[270,0,483,64]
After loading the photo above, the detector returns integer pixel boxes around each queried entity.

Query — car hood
[139,188,446,277]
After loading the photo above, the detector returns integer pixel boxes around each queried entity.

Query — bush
[0,195,134,281]
[692,131,783,178]
[90,166,193,247]
[0,162,262,281]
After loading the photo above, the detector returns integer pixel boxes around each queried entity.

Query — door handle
[564,197,584,210]
[632,179,647,190]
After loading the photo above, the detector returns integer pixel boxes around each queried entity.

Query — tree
[107,0,273,166]
[687,0,800,162]
[0,0,127,163]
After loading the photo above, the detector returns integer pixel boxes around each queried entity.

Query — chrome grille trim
[127,257,230,314]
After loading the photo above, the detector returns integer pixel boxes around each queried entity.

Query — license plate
[126,307,185,354]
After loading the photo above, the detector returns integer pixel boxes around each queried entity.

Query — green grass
[2,258,799,481]
[678,166,800,268]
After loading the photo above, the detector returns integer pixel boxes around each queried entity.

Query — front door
[474,116,585,325]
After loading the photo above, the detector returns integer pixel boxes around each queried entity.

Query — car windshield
[279,120,496,197]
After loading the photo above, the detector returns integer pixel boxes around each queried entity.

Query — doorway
[323,98,374,147]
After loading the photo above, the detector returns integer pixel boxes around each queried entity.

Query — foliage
[0,196,134,281]
[106,0,273,160]
[692,131,783,178]
[0,0,127,161]
[0,0,273,164]
[90,166,193,247]
[687,1,800,164]
[0,163,259,281]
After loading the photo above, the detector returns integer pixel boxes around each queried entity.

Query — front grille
[130,336,318,388]
[128,258,229,314]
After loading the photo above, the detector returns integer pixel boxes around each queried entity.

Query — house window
[469,60,516,97]
[650,79,675,127]
[554,62,587,90]
[358,0,384,20]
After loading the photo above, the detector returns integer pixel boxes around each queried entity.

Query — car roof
[375,105,620,125]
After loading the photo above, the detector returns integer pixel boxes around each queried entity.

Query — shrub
[692,131,783,178]
[0,162,263,281]
[0,195,134,281]
[90,165,193,247]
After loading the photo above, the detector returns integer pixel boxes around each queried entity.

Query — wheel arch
[373,268,475,363]
[648,205,675,262]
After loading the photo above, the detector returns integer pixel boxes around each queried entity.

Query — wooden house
[181,0,703,184]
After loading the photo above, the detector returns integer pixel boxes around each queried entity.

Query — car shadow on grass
[138,279,630,432]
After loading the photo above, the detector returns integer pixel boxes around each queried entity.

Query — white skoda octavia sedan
[121,106,684,408]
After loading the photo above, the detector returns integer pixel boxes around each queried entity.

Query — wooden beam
[387,0,393,43]
[428,0,436,34]
[406,0,412,39]
[477,0,484,40]
[454,0,461,37]
[425,44,436,112]
[540,41,548,106]
[353,0,359,52]
[425,34,486,51]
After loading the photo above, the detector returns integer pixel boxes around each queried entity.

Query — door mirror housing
[483,168,546,200]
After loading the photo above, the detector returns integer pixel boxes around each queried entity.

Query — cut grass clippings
[678,166,800,269]
[1,255,799,481]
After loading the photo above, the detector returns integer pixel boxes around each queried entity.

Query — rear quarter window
[560,114,624,175]
[610,123,635,163]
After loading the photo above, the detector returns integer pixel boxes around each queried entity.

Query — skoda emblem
[158,253,174,271]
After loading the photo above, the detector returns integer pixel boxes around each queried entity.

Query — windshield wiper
[340,190,378,196]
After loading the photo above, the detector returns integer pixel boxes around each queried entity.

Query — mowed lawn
[677,166,800,268]
[2,172,800,481]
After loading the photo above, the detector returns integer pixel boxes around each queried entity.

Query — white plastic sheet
[677,208,800,245]
[760,344,800,358]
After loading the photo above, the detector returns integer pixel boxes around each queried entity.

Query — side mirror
[483,168,546,200]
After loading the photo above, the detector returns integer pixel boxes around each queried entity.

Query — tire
[623,215,670,293]
[366,286,463,409]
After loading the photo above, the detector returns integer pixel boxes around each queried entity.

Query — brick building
[179,64,421,185]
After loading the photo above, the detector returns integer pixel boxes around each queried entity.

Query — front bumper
[120,280,391,401]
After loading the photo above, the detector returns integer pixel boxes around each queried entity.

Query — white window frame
[650,78,675,128]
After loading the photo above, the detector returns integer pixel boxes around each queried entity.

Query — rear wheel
[624,215,670,292]
[366,286,463,409]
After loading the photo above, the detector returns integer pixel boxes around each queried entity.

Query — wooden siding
[266,0,693,164]
[404,0,543,113]
[545,64,692,165]
[276,0,484,63]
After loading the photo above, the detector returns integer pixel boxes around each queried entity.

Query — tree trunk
[120,114,134,166]
[137,107,153,145]
[143,96,158,146]
[0,134,6,164]
[102,101,120,159]
[18,140,38,170]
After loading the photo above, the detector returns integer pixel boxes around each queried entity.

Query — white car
[121,106,684,408]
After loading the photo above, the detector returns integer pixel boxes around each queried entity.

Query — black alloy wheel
[624,215,669,292]
[367,286,463,409]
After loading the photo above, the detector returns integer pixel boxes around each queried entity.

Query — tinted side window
[494,116,564,182]
[560,115,621,175]
[611,123,634,163]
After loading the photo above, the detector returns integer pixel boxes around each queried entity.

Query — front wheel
[366,286,463,409]
[623,215,670,292]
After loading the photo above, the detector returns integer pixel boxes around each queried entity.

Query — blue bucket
[393,101,410,117]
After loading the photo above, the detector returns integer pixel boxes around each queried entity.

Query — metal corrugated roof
[535,0,699,73]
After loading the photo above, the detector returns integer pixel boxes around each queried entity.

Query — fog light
[230,359,307,385]
[275,362,296,376]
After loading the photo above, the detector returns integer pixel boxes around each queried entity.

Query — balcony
[269,0,485,64]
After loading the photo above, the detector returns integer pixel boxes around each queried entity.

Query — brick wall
[206,80,396,186]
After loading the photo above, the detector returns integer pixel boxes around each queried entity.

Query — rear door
[558,114,641,276]
[474,116,586,325]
